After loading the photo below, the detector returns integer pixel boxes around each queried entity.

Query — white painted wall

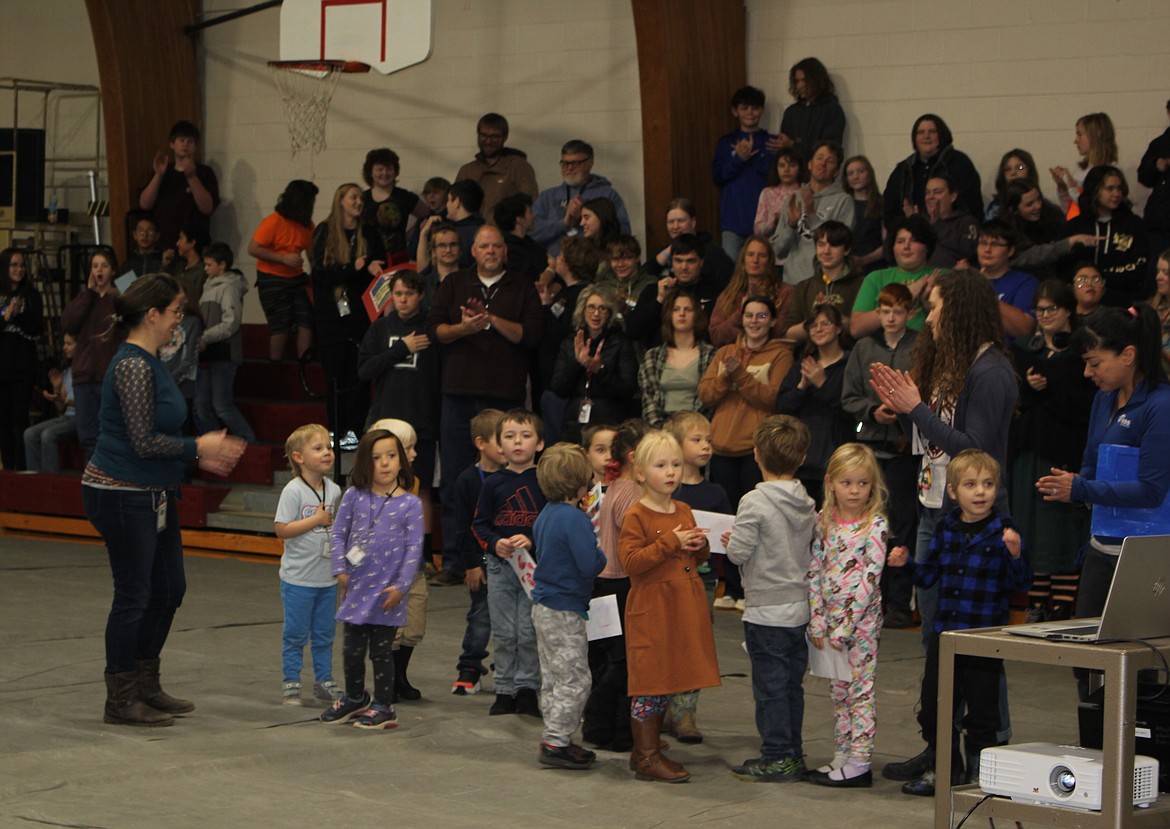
[746,0,1170,213]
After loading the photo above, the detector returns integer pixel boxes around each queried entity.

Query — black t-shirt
[361,187,420,258]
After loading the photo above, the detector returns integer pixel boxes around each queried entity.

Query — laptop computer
[1008,535,1170,642]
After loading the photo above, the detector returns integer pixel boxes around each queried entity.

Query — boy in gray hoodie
[195,241,256,443]
[725,415,816,783]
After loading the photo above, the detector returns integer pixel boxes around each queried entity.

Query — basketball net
[268,61,361,157]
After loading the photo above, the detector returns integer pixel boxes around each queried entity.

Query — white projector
[979,742,1159,811]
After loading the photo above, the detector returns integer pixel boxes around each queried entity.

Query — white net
[268,63,345,156]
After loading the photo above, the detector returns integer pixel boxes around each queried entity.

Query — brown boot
[674,709,703,744]
[629,714,689,782]
[136,658,195,714]
[104,672,173,727]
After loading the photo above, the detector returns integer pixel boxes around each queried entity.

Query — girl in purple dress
[320,429,423,730]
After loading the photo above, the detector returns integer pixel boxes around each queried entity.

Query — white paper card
[585,593,621,641]
[807,637,852,681]
[507,546,537,599]
[115,270,138,294]
[692,510,736,554]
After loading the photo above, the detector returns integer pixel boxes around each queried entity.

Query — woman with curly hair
[708,235,794,346]
[869,269,1019,641]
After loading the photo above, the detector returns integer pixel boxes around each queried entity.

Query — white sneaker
[713,595,736,610]
[735,598,746,612]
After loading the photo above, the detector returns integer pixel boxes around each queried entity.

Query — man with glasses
[977,219,1037,338]
[532,139,631,253]
[455,113,539,222]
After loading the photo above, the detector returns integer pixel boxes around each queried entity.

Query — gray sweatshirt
[726,479,817,608]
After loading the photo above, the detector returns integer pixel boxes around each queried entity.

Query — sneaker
[1025,604,1048,623]
[319,690,370,724]
[902,769,937,797]
[352,702,398,730]
[734,598,746,612]
[731,756,806,782]
[539,742,596,769]
[452,670,482,696]
[514,687,541,717]
[339,430,359,452]
[489,693,517,715]
[313,680,343,701]
[281,681,302,706]
[713,595,737,610]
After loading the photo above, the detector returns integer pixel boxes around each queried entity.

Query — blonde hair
[664,410,711,445]
[323,183,366,267]
[368,417,417,448]
[285,423,331,475]
[819,443,887,537]
[471,408,505,443]
[945,448,1000,491]
[536,443,594,502]
[633,430,682,484]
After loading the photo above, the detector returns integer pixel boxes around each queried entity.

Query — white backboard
[279,0,433,75]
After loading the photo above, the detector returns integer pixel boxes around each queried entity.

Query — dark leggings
[343,622,397,705]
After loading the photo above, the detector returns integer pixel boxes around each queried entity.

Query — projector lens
[1050,766,1076,796]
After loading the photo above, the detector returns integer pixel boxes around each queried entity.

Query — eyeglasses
[560,157,591,169]
[1074,275,1104,287]
[584,304,609,315]
[808,320,836,330]
[1034,305,1064,317]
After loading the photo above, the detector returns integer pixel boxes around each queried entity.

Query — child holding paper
[471,409,547,717]
[531,443,608,769]
[663,410,730,743]
[806,443,891,788]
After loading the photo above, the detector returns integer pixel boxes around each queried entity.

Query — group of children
[272,403,1031,795]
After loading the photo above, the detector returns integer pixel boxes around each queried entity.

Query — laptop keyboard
[1054,625,1099,637]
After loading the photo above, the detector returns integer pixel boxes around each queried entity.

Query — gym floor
[0,534,1081,828]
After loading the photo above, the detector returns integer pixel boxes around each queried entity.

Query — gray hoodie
[726,479,817,608]
[769,180,856,285]
[199,268,249,364]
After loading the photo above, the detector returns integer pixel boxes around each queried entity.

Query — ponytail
[1072,303,1167,387]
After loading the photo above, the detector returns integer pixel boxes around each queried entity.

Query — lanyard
[298,474,325,510]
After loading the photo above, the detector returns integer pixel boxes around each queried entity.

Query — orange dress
[618,500,721,696]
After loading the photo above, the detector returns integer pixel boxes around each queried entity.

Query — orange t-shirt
[251,212,313,278]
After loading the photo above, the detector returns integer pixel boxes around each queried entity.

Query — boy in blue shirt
[531,443,608,769]
[884,449,1031,797]
[712,85,776,259]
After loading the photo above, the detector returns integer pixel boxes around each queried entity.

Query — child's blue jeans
[485,555,540,695]
[744,620,808,761]
[280,580,337,683]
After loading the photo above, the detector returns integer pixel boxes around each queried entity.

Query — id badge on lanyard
[155,491,168,533]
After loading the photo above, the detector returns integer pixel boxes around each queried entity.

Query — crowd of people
[13,57,1170,795]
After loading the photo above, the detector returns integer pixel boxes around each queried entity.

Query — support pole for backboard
[184,0,282,35]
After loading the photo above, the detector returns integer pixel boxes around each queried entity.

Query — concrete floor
[0,533,1082,828]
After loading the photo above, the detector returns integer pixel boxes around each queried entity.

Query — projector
[980,743,1159,811]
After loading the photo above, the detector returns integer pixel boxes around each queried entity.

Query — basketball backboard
[279,0,433,75]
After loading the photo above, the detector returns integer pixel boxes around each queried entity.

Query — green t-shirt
[851,266,934,331]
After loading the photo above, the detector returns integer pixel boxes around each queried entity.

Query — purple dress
[330,488,423,627]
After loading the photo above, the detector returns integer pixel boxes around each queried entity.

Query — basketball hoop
[267,60,370,156]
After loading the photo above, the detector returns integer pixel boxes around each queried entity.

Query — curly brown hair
[911,269,1005,407]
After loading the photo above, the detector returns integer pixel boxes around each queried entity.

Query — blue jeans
[485,555,540,694]
[439,393,520,572]
[194,361,256,443]
[23,414,77,473]
[721,231,747,262]
[279,580,338,683]
[744,621,808,761]
[457,582,491,676]
[83,486,186,674]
